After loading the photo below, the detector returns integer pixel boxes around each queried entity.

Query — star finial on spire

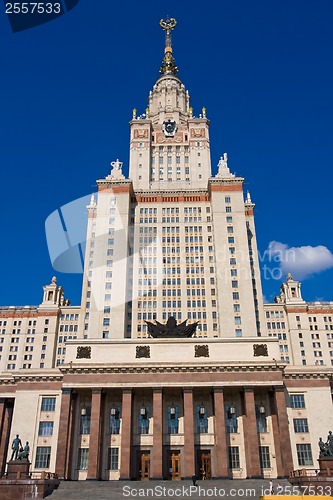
[159,17,178,75]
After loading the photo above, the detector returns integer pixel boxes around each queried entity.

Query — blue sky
[1,0,333,306]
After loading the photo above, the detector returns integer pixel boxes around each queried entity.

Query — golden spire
[159,17,178,75]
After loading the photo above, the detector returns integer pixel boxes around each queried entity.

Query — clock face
[163,119,177,137]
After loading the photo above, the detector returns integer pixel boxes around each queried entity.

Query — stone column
[0,399,13,474]
[183,388,195,479]
[87,389,103,480]
[242,387,261,478]
[213,388,229,478]
[274,386,294,476]
[120,389,132,480]
[152,388,163,479]
[269,390,284,477]
[55,389,73,479]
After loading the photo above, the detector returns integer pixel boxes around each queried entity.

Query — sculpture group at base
[318,431,333,458]
[10,435,30,462]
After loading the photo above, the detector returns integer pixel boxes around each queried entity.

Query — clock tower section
[129,18,212,191]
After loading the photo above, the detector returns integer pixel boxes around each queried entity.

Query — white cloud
[268,241,333,280]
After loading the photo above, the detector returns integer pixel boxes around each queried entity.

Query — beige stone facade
[0,20,332,482]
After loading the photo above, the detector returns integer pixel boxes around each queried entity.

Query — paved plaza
[49,478,291,500]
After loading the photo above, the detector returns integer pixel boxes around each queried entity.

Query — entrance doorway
[197,450,211,480]
[168,450,181,480]
[136,451,150,480]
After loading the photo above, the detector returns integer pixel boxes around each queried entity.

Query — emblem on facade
[190,128,205,138]
[134,129,149,139]
[253,344,268,357]
[76,346,91,359]
[162,119,177,137]
[194,345,209,358]
[136,346,150,358]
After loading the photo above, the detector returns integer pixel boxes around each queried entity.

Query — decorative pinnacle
[159,17,178,75]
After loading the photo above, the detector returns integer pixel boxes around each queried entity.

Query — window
[41,397,56,412]
[77,448,89,470]
[196,405,208,433]
[35,447,51,468]
[80,406,91,434]
[290,394,305,409]
[168,405,179,434]
[256,406,267,433]
[38,421,54,436]
[139,406,150,434]
[296,444,313,466]
[259,446,271,469]
[293,418,309,433]
[109,407,121,434]
[107,448,119,470]
[225,405,238,433]
[228,446,240,469]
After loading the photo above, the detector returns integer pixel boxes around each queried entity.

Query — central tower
[80,18,267,342]
[129,18,212,190]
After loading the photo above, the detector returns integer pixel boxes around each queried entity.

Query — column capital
[273,385,285,393]
[122,389,133,395]
[61,388,72,395]
[213,387,224,394]
[183,387,193,393]
[152,387,163,394]
[91,389,103,395]
[243,386,254,393]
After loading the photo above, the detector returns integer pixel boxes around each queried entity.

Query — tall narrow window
[228,446,240,468]
[168,404,179,434]
[259,446,271,468]
[77,448,89,470]
[196,405,208,433]
[256,405,267,433]
[225,405,238,433]
[107,448,119,470]
[296,444,313,466]
[109,406,121,434]
[35,447,51,468]
[80,406,91,435]
[138,406,150,434]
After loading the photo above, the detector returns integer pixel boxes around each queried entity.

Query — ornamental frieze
[253,344,268,357]
[194,345,209,358]
[76,346,91,359]
[136,346,150,358]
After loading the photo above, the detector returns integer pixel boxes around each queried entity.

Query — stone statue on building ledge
[145,316,198,338]
[215,153,235,179]
[109,159,125,180]
[319,432,333,458]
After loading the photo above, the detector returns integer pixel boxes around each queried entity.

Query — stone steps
[49,478,292,499]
